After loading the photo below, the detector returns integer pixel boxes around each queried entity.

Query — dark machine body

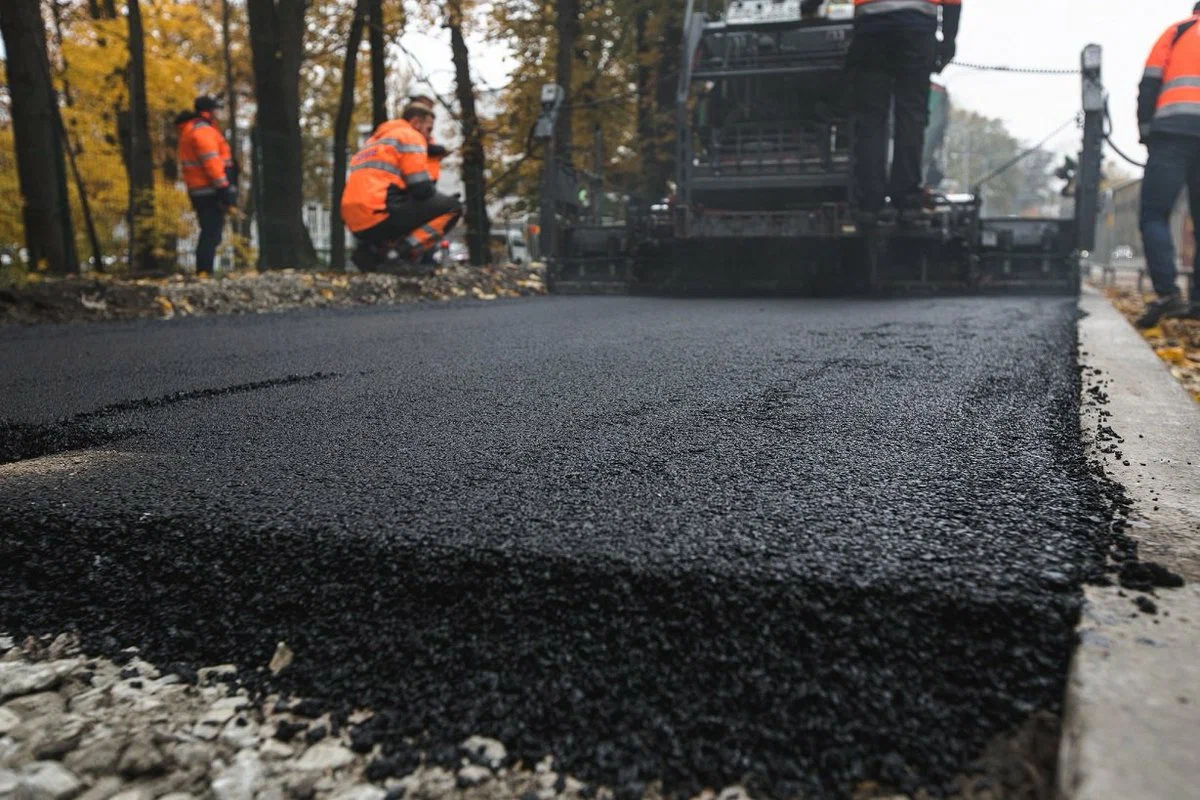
[549,0,1083,296]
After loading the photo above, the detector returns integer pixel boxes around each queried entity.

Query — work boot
[1135,293,1189,329]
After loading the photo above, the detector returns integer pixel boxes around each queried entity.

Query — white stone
[170,742,216,772]
[18,761,83,800]
[329,785,385,800]
[252,787,283,800]
[196,667,237,684]
[116,736,163,777]
[109,681,149,703]
[67,688,109,716]
[31,715,88,760]
[0,710,18,736]
[460,736,506,770]
[4,693,66,721]
[0,662,79,700]
[0,768,18,796]
[209,697,250,714]
[63,735,126,776]
[158,794,197,800]
[74,776,123,800]
[293,742,355,772]
[256,740,293,761]
[456,765,491,788]
[210,750,263,800]
[107,788,153,800]
[0,637,14,653]
[716,787,752,800]
[219,718,260,751]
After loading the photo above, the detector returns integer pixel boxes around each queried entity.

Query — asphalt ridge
[0,297,1123,798]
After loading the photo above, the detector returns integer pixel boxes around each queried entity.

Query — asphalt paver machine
[543,0,1096,296]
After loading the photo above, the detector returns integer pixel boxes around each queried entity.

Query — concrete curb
[1057,287,1200,799]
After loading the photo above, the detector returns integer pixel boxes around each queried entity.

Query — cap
[194,96,223,113]
[402,96,436,117]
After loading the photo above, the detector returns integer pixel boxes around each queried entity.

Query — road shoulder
[1057,287,1200,799]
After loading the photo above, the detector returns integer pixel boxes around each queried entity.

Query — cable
[1102,102,1147,169]
[948,60,1082,76]
[972,113,1082,191]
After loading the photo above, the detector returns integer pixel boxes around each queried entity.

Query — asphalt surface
[0,296,1121,798]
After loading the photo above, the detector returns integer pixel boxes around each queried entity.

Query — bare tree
[121,0,158,273]
[247,0,318,269]
[330,0,367,272]
[368,0,386,129]
[446,0,490,266]
[554,0,580,160]
[0,0,78,274]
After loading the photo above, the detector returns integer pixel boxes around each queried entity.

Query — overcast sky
[406,0,1200,178]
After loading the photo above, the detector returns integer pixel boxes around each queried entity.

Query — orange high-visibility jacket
[1140,14,1200,138]
[340,118,434,233]
[177,114,231,198]
[853,0,960,19]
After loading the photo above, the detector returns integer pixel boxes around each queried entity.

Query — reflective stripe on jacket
[176,114,231,197]
[340,118,433,233]
[853,0,959,18]
[1141,15,1200,138]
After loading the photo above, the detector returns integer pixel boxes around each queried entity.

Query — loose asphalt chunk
[0,297,1129,798]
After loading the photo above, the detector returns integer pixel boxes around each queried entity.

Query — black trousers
[355,191,462,246]
[848,28,937,213]
[190,195,226,273]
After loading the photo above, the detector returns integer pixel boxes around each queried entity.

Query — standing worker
[175,96,236,274]
[340,96,462,271]
[1135,2,1200,328]
[804,0,961,223]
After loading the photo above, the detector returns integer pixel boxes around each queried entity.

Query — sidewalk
[1058,287,1200,799]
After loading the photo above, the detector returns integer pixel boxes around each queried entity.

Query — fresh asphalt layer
[0,297,1122,798]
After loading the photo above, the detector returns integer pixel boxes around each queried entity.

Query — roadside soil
[0,266,545,327]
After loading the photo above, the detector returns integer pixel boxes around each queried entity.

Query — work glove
[219,185,238,208]
[1139,123,1152,145]
[427,143,449,159]
[801,0,823,15]
[933,39,956,74]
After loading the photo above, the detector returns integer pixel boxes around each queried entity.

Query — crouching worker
[340,96,462,271]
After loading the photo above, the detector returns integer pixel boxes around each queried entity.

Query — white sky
[404,0,1200,178]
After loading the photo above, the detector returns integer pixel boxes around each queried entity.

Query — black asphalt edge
[0,372,339,465]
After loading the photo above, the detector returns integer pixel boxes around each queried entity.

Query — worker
[340,96,462,271]
[804,0,961,223]
[175,96,236,274]
[1135,2,1200,328]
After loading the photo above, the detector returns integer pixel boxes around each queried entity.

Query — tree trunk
[368,0,386,129]
[634,5,658,199]
[554,0,579,160]
[222,0,241,174]
[222,0,246,268]
[652,8,683,197]
[447,0,490,266]
[50,0,104,271]
[124,0,158,273]
[0,0,77,274]
[247,0,318,269]
[330,0,366,272]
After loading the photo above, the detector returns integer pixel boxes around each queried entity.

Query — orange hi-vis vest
[177,114,231,197]
[853,0,959,18]
[1141,14,1200,137]
[340,118,433,233]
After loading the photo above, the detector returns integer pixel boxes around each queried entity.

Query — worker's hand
[427,143,449,159]
[1139,123,1152,145]
[219,186,238,209]
[934,40,956,74]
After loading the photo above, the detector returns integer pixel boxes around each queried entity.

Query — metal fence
[1095,178,1193,271]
